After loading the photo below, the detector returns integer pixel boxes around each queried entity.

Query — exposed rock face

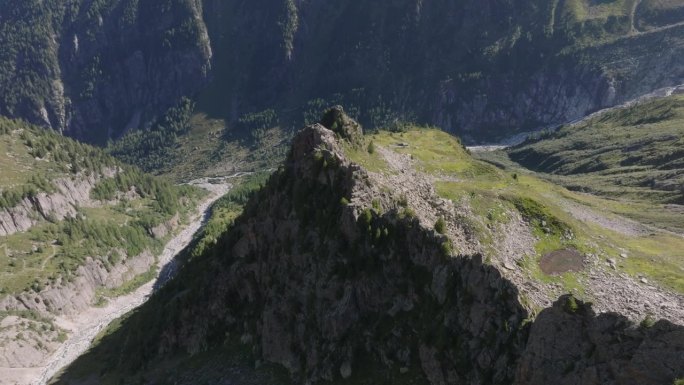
[150,213,180,239]
[145,124,529,383]
[53,115,684,385]
[0,315,63,368]
[319,106,364,145]
[516,295,684,385]
[0,0,211,144]
[0,174,105,237]
[0,251,155,316]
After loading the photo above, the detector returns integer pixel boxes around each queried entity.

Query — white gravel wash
[24,182,233,385]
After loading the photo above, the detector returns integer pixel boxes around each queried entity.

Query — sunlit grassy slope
[0,118,201,298]
[51,124,684,385]
[361,128,684,295]
[505,94,684,230]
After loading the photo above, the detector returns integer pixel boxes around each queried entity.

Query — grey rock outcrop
[515,295,684,385]
[53,116,684,385]
[0,251,155,316]
[0,0,211,144]
[0,174,102,237]
[320,106,364,146]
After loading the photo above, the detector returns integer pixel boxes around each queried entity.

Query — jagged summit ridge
[53,111,684,385]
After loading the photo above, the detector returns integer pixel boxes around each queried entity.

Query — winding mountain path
[39,246,57,271]
[623,0,684,39]
[630,0,642,34]
[26,180,235,385]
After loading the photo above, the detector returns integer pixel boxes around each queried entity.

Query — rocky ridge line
[51,110,684,385]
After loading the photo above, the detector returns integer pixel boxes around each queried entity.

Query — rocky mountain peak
[52,113,684,385]
[319,106,364,146]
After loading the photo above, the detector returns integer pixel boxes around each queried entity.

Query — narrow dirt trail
[630,0,642,34]
[623,1,684,39]
[26,181,234,385]
[628,0,684,37]
[39,246,57,271]
[636,19,684,35]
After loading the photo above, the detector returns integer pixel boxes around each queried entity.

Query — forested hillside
[0,116,202,375]
[1,0,683,145]
[0,0,211,144]
[0,115,201,295]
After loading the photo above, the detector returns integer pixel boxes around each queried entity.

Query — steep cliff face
[199,0,684,141]
[0,0,211,144]
[516,295,684,385]
[2,0,684,144]
[0,173,111,237]
[54,112,684,385]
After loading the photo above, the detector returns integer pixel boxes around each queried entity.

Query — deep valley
[0,1,682,384]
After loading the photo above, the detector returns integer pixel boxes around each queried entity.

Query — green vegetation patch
[509,95,684,206]
[0,117,201,296]
[507,196,571,237]
[342,139,389,173]
[109,109,290,182]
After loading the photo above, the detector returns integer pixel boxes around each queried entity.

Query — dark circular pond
[540,248,585,275]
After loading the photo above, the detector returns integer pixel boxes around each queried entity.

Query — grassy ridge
[367,128,684,295]
[53,125,684,385]
[509,95,684,205]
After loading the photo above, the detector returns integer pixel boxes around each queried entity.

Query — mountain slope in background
[1,0,683,144]
[0,0,211,144]
[201,0,684,141]
[53,110,684,385]
[503,92,684,233]
[0,117,203,381]
[510,92,684,203]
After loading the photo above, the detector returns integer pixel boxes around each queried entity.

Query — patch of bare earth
[554,196,650,237]
[540,249,585,275]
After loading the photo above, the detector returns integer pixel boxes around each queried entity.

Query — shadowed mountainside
[1,0,684,144]
[52,110,684,385]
